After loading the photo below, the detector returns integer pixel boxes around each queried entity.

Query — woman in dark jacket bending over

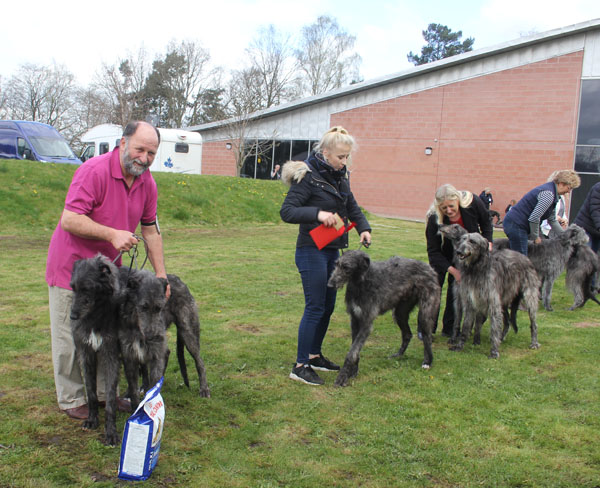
[425,184,493,337]
[574,182,600,253]
[280,127,371,386]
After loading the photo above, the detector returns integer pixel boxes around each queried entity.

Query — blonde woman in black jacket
[425,184,493,337]
[280,127,371,385]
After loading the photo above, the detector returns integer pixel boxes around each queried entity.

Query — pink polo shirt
[46,148,158,290]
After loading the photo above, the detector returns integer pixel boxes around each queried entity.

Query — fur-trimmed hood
[281,160,310,187]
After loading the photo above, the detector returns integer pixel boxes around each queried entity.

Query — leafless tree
[93,46,151,126]
[2,63,76,127]
[244,25,299,108]
[296,15,362,96]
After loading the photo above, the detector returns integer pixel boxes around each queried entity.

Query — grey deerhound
[565,243,600,310]
[118,268,211,409]
[327,250,441,387]
[70,255,124,446]
[438,224,518,346]
[494,225,589,311]
[117,267,171,411]
[452,233,540,358]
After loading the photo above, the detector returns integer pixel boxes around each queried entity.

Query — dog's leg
[176,331,190,388]
[541,278,554,312]
[177,324,210,398]
[79,345,100,431]
[334,317,373,387]
[472,313,487,345]
[450,303,475,352]
[488,301,503,359]
[103,344,121,446]
[390,302,412,358]
[449,283,462,345]
[524,291,540,350]
[122,356,140,412]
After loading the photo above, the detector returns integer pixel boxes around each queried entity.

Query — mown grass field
[0,159,599,487]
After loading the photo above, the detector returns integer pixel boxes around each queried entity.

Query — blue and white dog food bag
[118,377,165,481]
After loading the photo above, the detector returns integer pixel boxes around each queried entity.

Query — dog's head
[70,254,120,320]
[328,250,371,289]
[454,233,489,267]
[562,224,589,247]
[121,269,169,332]
[439,224,467,245]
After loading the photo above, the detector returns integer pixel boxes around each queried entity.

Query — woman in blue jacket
[280,127,371,386]
[502,170,580,255]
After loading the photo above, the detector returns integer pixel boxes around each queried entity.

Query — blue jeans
[502,214,529,255]
[295,246,339,364]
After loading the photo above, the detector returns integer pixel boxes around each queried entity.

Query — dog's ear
[356,252,371,277]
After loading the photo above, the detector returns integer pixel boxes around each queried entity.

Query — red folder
[309,214,356,250]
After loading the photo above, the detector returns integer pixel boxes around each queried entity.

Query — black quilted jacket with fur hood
[280,152,371,249]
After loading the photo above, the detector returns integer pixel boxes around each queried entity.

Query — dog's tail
[177,332,190,388]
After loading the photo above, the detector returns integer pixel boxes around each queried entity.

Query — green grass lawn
[1,160,599,487]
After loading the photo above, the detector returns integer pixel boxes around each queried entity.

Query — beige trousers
[48,286,110,409]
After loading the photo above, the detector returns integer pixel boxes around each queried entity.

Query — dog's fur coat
[452,233,541,358]
[70,255,124,445]
[565,243,600,309]
[438,224,518,345]
[494,225,589,311]
[327,250,440,386]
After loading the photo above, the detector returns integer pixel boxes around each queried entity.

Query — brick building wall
[202,141,237,176]
[333,51,584,221]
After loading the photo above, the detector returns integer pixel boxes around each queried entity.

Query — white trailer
[80,125,202,174]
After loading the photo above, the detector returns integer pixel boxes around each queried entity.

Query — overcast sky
[1,0,599,86]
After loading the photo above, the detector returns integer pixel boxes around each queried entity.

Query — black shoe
[289,364,324,385]
[309,355,340,372]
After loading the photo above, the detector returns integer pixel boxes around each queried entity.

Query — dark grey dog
[161,274,210,397]
[494,225,589,311]
[70,255,124,446]
[452,233,540,358]
[118,268,170,411]
[565,243,600,310]
[327,250,441,387]
[438,224,518,345]
[118,269,211,403]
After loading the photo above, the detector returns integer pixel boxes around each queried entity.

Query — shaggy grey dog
[565,243,600,310]
[160,274,210,397]
[452,233,541,358]
[494,225,589,311]
[438,224,517,345]
[70,255,124,446]
[118,269,211,403]
[117,267,170,411]
[327,250,441,387]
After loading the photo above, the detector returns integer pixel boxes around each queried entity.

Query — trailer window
[99,142,109,155]
[175,143,189,153]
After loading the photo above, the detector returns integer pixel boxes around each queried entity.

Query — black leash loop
[358,241,371,251]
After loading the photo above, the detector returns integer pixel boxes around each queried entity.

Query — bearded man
[46,121,170,419]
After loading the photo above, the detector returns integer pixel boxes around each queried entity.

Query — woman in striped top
[501,170,580,255]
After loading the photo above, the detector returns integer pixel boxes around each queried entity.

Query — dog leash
[358,241,371,251]
[111,234,149,271]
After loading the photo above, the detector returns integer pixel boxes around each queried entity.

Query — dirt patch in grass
[231,323,261,334]
[572,322,600,328]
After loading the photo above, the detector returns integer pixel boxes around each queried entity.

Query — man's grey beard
[123,141,152,177]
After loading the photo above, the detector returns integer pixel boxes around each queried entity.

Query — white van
[80,124,202,174]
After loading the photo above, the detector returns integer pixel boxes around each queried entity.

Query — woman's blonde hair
[314,126,357,167]
[426,183,474,224]
[548,169,581,188]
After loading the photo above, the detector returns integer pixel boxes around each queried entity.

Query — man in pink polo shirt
[46,121,169,420]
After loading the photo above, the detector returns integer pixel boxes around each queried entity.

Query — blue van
[0,120,81,164]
